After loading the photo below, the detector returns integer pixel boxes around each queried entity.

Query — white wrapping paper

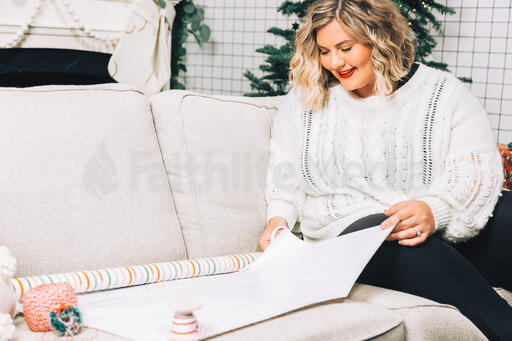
[79,226,391,340]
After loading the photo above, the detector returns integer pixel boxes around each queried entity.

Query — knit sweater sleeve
[265,89,306,229]
[419,80,504,243]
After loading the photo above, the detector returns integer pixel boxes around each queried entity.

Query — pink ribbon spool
[169,299,202,341]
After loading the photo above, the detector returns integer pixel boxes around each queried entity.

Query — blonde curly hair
[290,0,416,111]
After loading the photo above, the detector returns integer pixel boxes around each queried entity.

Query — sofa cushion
[214,284,489,340]
[0,84,187,277]
[349,284,487,340]
[210,299,403,341]
[150,91,282,258]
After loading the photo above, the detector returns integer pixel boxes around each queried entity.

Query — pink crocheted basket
[22,282,77,332]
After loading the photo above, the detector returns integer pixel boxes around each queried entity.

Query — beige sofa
[2,84,510,340]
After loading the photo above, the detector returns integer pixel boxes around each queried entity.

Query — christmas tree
[245,0,467,97]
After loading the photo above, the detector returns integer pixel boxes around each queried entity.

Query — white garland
[0,0,42,49]
[0,0,122,49]
[61,0,121,44]
[0,247,15,282]
[0,314,14,341]
[0,247,15,341]
[0,0,185,49]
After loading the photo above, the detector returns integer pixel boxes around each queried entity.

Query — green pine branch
[267,27,296,41]
[278,0,316,17]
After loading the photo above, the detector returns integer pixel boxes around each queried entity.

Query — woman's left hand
[380,200,435,246]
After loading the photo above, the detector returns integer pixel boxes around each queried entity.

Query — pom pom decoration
[0,278,16,320]
[0,273,16,318]
[0,247,16,282]
[0,314,15,341]
[0,246,17,340]
[22,282,81,337]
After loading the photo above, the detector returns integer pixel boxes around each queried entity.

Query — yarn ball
[0,246,16,281]
[0,313,15,341]
[22,282,77,332]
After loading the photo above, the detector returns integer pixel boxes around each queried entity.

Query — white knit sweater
[265,63,504,243]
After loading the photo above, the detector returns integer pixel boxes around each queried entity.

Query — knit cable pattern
[265,63,503,242]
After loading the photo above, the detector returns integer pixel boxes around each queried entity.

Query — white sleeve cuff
[267,200,298,230]
[420,196,453,232]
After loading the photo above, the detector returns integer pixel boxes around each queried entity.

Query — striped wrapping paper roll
[12,252,260,301]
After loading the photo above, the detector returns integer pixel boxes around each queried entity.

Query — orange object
[22,282,77,332]
[498,144,512,190]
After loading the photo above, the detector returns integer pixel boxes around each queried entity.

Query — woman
[259,0,512,340]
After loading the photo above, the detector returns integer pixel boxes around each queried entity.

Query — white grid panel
[183,0,294,96]
[184,0,512,143]
[430,0,512,143]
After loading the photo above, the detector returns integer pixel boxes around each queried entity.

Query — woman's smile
[338,67,356,78]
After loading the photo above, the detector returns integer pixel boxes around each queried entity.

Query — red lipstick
[339,67,356,79]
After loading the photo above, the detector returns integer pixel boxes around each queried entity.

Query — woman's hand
[259,216,288,251]
[380,200,435,246]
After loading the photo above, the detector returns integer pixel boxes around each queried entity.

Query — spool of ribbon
[169,299,202,341]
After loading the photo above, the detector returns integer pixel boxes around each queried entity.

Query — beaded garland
[61,0,120,44]
[0,0,120,49]
[0,0,42,49]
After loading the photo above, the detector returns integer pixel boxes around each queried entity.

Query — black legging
[339,191,512,341]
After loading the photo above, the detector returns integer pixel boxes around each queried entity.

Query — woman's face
[316,19,376,98]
